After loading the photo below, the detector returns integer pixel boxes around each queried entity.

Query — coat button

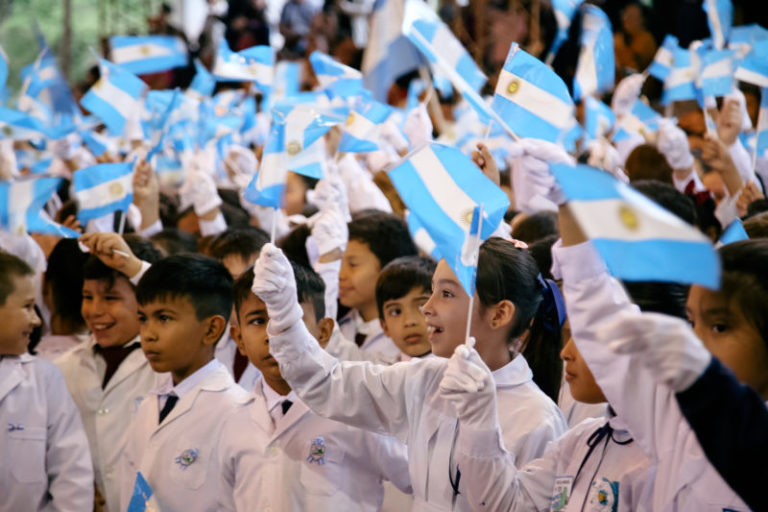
[97,408,110,415]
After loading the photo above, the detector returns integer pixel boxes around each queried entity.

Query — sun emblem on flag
[286,140,301,156]
[461,208,475,227]
[507,79,520,95]
[346,112,356,126]
[109,182,124,198]
[93,78,105,91]
[2,125,12,137]
[248,62,261,77]
[140,45,151,56]
[618,204,639,230]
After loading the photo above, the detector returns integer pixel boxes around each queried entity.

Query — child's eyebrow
[152,308,177,316]
[701,307,732,320]
[244,309,268,318]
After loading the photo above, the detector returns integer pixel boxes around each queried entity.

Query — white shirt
[218,377,412,511]
[270,320,566,512]
[0,354,93,511]
[338,309,402,361]
[261,378,298,426]
[554,241,750,511]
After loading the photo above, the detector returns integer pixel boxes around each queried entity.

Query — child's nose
[30,308,42,328]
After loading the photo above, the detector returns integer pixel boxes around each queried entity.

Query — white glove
[403,104,433,149]
[311,207,349,256]
[379,119,410,154]
[309,177,351,221]
[438,342,498,431]
[510,138,573,213]
[608,312,712,392]
[611,73,646,116]
[224,145,258,190]
[586,139,624,179]
[51,133,80,160]
[657,118,694,171]
[251,243,304,333]
[179,162,222,216]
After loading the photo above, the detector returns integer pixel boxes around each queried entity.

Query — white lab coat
[119,360,248,512]
[338,309,403,361]
[270,321,566,512]
[455,412,653,511]
[217,377,412,511]
[215,330,261,388]
[55,335,163,512]
[0,354,93,511]
[555,241,750,511]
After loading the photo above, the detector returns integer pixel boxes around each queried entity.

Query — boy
[119,254,247,511]
[375,256,436,361]
[338,212,417,359]
[217,261,412,511]
[56,232,163,512]
[0,252,93,511]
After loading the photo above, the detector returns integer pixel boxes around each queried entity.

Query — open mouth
[89,322,115,334]
[426,325,444,337]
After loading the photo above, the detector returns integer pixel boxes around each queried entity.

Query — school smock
[554,241,751,511]
[455,410,653,511]
[338,309,403,360]
[55,334,163,512]
[118,358,248,512]
[217,377,412,512]
[269,320,566,512]
[0,354,93,511]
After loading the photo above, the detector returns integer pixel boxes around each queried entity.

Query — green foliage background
[1,0,160,95]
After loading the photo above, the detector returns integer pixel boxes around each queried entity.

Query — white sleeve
[312,258,340,321]
[199,211,227,237]
[269,320,430,440]
[216,420,238,512]
[45,364,94,510]
[365,433,413,494]
[129,260,152,287]
[728,139,761,191]
[324,326,400,365]
[137,219,163,238]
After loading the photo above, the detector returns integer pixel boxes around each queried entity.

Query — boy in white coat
[119,254,247,511]
[0,252,93,511]
[56,232,164,512]
[218,262,412,511]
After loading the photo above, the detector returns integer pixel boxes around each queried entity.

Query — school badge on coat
[587,478,619,512]
[174,448,199,470]
[306,436,326,465]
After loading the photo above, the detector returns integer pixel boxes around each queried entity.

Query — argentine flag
[81,58,147,135]
[551,0,584,59]
[338,95,392,153]
[0,177,79,237]
[648,35,679,81]
[110,35,187,75]
[0,106,52,140]
[491,43,578,145]
[127,472,160,512]
[551,163,719,288]
[613,99,660,142]
[309,51,363,98]
[734,40,768,88]
[700,48,735,98]
[583,96,615,142]
[703,0,732,50]
[661,47,697,105]
[406,209,441,261]
[388,143,509,295]
[573,4,614,100]
[728,24,768,58]
[189,59,216,99]
[73,162,134,224]
[718,218,749,246]
[243,122,285,208]
[213,40,273,91]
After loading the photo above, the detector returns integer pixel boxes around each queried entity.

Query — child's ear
[379,317,390,337]
[230,324,248,355]
[203,315,228,346]
[316,317,335,348]
[490,300,515,330]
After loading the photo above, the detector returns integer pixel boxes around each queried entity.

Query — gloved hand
[657,118,694,171]
[311,206,349,256]
[439,342,499,431]
[251,243,304,333]
[224,145,258,190]
[403,104,433,149]
[611,73,646,116]
[309,177,351,221]
[379,119,410,154]
[510,138,573,213]
[586,138,624,180]
[179,156,222,216]
[608,312,712,392]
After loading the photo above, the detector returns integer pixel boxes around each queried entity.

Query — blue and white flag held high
[734,40,768,88]
[728,24,768,57]
[243,122,285,208]
[583,96,615,141]
[550,0,584,59]
[127,472,160,512]
[613,99,660,142]
[213,40,274,90]
[0,177,79,237]
[648,35,679,82]
[700,48,735,98]
[73,162,134,223]
[0,106,53,140]
[573,4,614,100]
[550,163,720,288]
[661,47,698,105]
[405,209,441,261]
[81,58,147,135]
[189,59,216,99]
[491,43,578,145]
[388,143,510,295]
[309,51,364,98]
[110,35,187,75]
[338,95,392,153]
[703,0,732,50]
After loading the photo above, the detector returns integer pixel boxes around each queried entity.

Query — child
[55,232,163,512]
[217,262,412,511]
[375,256,436,360]
[338,212,418,359]
[0,251,93,510]
[255,239,566,511]
[119,254,248,511]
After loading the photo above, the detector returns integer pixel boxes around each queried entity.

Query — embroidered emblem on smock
[175,448,199,470]
[306,436,326,465]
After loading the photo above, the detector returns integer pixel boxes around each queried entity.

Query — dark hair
[150,228,198,256]
[348,212,417,268]
[476,238,563,401]
[277,224,312,267]
[625,144,674,185]
[744,211,768,239]
[527,234,559,280]
[83,235,164,290]
[136,254,234,324]
[718,240,768,345]
[512,211,559,244]
[0,252,34,306]
[375,256,436,319]
[746,199,768,219]
[45,239,89,330]
[209,227,270,263]
[633,180,697,225]
[233,260,326,321]
[623,281,689,318]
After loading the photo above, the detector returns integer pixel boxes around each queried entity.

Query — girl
[253,239,566,511]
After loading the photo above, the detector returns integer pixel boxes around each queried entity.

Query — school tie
[354,333,367,347]
[94,342,141,389]
[232,350,249,383]
[281,400,293,415]
[159,394,179,424]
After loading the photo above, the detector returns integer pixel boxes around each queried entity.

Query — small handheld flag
[73,162,134,224]
[0,177,79,238]
[81,58,147,135]
[648,35,679,82]
[309,51,364,98]
[127,472,160,512]
[110,35,188,75]
[213,40,273,91]
[573,4,614,100]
